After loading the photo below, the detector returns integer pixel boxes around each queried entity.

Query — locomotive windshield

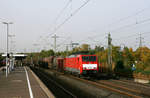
[82,56,96,62]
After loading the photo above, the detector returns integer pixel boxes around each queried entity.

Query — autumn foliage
[24,44,150,74]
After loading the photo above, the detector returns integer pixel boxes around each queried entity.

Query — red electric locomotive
[64,55,98,76]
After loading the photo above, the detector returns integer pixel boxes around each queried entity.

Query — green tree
[112,46,123,62]
[80,44,90,51]
[40,49,54,57]
[122,47,134,69]
[95,45,104,52]
[135,47,150,70]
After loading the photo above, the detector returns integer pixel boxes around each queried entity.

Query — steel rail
[112,79,150,89]
[97,80,150,97]
[67,75,142,98]
[36,68,142,98]
[37,70,77,98]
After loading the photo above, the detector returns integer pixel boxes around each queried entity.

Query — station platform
[0,66,55,98]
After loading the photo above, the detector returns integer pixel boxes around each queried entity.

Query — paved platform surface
[0,66,52,98]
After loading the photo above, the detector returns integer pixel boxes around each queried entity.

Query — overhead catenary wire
[108,7,150,28]
[32,0,72,48]
[34,2,150,52]
[94,7,150,36]
[77,32,106,44]
[57,36,71,47]
[56,37,71,51]
[53,0,72,28]
[39,0,91,41]
[113,31,150,41]
[0,18,7,22]
[74,7,150,45]
[72,33,107,50]
[97,7,150,35]
[39,16,150,51]
[110,17,150,33]
[54,0,91,32]
[111,31,150,49]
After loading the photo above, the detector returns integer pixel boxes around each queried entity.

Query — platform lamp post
[9,35,15,71]
[3,22,13,77]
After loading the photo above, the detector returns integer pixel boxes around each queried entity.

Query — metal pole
[66,45,68,56]
[52,34,59,52]
[54,35,56,52]
[7,23,9,57]
[108,33,112,72]
[3,22,13,77]
[6,23,8,77]
[7,24,10,74]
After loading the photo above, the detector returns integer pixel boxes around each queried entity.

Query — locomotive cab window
[91,56,96,61]
[82,56,88,61]
[82,56,96,62]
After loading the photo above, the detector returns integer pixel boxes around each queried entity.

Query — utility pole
[108,33,112,72]
[65,44,69,56]
[66,45,69,51]
[139,33,143,48]
[70,41,73,50]
[52,34,59,52]
[31,57,33,66]
[138,33,144,62]
[9,35,15,53]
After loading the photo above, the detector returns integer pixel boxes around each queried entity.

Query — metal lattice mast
[108,33,112,72]
[52,34,59,52]
[139,33,143,48]
[138,33,144,62]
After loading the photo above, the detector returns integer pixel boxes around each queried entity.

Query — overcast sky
[0,0,150,53]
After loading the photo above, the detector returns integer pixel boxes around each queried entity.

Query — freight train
[0,59,5,67]
[39,54,99,76]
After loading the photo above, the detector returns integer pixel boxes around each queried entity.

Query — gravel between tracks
[34,67,130,98]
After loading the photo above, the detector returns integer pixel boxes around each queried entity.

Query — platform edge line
[28,67,55,98]
[24,67,34,98]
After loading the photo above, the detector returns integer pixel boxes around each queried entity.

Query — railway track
[111,79,150,89]
[68,76,143,98]
[96,80,150,97]
[32,68,77,98]
[32,67,150,97]
[115,72,150,80]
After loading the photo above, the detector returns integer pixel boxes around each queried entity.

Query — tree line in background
[7,44,150,75]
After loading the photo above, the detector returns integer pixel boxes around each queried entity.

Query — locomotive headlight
[94,67,97,69]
